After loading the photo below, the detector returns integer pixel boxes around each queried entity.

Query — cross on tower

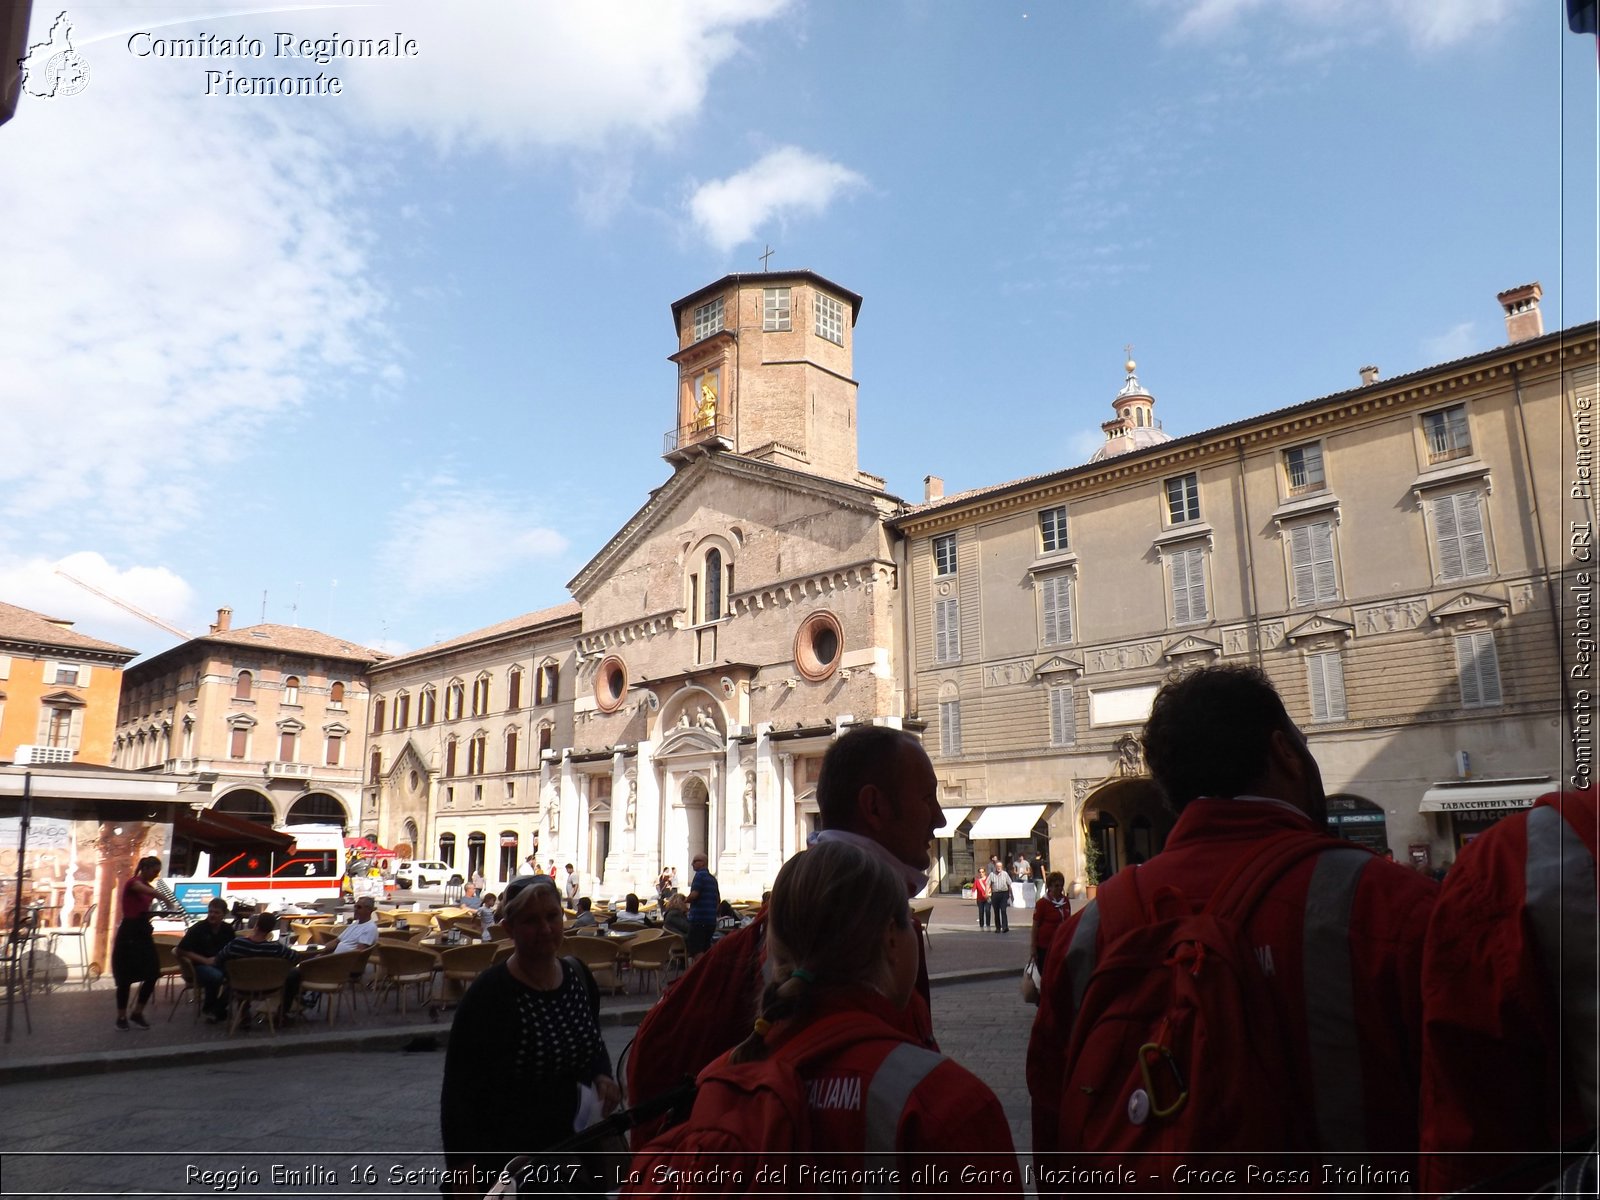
[759,245,774,271]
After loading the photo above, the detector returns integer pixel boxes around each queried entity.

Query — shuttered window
[1431,490,1490,581]
[934,597,961,663]
[1455,632,1503,707]
[1049,685,1076,747]
[939,700,962,756]
[1168,546,1208,624]
[1306,652,1348,721]
[1289,520,1339,605]
[1041,574,1074,646]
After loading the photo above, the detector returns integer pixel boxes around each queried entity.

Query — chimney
[210,607,232,634]
[1360,365,1380,385]
[924,475,944,503]
[1497,282,1543,343]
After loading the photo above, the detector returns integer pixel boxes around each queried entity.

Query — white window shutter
[1050,685,1075,746]
[37,704,52,743]
[69,708,84,751]
[1456,492,1490,577]
[1308,654,1330,720]
[1456,634,1486,706]
[1324,653,1347,718]
[1170,551,1191,624]
[1290,525,1316,604]
[1472,632,1502,704]
[76,663,92,685]
[0,655,9,679]
[1433,493,1464,580]
[1310,522,1338,602]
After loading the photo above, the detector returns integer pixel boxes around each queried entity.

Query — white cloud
[335,0,793,153]
[1162,0,1523,50]
[377,478,569,600]
[1422,321,1480,363]
[689,147,868,252]
[0,551,196,656]
[0,33,388,554]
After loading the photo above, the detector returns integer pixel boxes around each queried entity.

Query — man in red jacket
[626,722,943,1144]
[1028,666,1436,1184]
[1420,785,1597,1195]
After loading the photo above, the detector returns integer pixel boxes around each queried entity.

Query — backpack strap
[1206,829,1359,922]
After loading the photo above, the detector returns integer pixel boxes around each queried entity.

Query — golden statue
[696,377,718,431]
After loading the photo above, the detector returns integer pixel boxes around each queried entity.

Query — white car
[394,859,454,889]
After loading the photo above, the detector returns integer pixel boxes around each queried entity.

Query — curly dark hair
[1140,666,1296,810]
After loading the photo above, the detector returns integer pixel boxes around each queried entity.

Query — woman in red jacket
[627,840,1019,1193]
[1029,870,1068,972]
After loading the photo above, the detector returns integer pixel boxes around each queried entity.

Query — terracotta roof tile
[379,601,582,668]
[0,600,137,658]
[199,623,385,662]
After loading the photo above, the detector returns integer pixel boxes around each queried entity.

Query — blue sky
[3,0,1595,660]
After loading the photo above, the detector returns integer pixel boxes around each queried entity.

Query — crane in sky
[53,567,192,641]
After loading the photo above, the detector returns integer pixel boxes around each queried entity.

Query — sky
[3,0,1596,662]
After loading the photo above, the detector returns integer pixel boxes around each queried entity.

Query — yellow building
[0,600,135,765]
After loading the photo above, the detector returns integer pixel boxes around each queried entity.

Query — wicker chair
[223,957,293,1035]
[625,932,684,994]
[561,934,625,994]
[372,942,439,1015]
[296,947,372,1026]
[438,941,500,1004]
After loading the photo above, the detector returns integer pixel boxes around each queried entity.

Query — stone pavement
[0,897,1046,1197]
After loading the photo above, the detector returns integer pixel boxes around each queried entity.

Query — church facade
[361,272,1589,900]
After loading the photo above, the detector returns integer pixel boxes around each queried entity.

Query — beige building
[364,602,581,884]
[113,607,380,831]
[368,270,1587,899]
[895,282,1586,889]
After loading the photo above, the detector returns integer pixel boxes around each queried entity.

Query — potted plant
[1083,840,1103,899]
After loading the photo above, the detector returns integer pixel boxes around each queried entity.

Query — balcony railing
[664,412,732,454]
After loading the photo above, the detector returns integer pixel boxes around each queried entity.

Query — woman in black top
[440,875,618,1197]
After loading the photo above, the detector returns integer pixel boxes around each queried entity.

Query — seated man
[331,896,381,954]
[570,897,599,928]
[608,893,648,929]
[216,911,301,1015]
[175,897,236,1023]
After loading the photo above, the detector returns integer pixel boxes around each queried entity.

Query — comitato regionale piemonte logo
[21,11,90,100]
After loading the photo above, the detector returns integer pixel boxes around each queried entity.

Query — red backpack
[1054,832,1364,1179]
[621,1012,924,1198]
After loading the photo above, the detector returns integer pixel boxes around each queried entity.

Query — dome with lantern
[1089,352,1174,462]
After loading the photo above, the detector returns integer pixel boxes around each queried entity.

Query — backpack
[621,1012,930,1198]
[626,914,769,1147]
[1055,831,1359,1174]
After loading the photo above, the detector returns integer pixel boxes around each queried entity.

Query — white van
[394,859,454,889]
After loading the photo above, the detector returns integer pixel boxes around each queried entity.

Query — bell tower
[664,270,872,486]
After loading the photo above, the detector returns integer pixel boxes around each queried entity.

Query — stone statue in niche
[625,777,637,830]
[1115,733,1143,778]
[742,770,756,825]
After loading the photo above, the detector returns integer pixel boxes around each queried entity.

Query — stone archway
[286,791,349,829]
[213,788,275,826]
[1079,776,1171,881]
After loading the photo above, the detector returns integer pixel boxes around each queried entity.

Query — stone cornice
[893,332,1597,537]
[731,560,896,616]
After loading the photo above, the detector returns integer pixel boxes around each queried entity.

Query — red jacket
[646,986,1019,1193]
[1031,893,1069,963]
[1028,797,1436,1173]
[627,909,936,1146]
[1420,787,1598,1195]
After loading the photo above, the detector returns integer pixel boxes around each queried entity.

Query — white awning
[967,803,1049,841]
[933,807,971,838]
[1419,780,1555,813]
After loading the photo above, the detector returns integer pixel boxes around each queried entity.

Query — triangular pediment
[1162,634,1222,661]
[388,738,434,779]
[569,453,895,603]
[1428,591,1509,624]
[1284,614,1356,644]
[1034,654,1084,677]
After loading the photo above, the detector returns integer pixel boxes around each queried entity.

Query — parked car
[393,859,452,889]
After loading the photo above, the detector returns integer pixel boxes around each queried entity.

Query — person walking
[1029,871,1068,972]
[973,864,991,929]
[987,857,1012,933]
[111,856,165,1031]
